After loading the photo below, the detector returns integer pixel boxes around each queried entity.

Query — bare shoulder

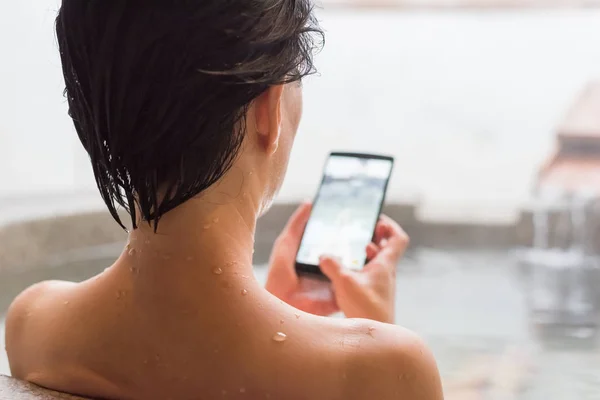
[6,280,71,331]
[6,280,75,323]
[342,319,444,400]
[5,280,76,378]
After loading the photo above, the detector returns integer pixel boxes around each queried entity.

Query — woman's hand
[265,203,340,316]
[320,215,409,324]
[265,203,409,323]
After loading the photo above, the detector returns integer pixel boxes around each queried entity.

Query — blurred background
[3,0,600,398]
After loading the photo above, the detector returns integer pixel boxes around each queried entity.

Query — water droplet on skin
[213,267,223,275]
[129,266,138,274]
[295,313,301,319]
[213,217,220,223]
[116,290,126,299]
[128,248,136,256]
[241,289,248,296]
[272,332,287,342]
[186,256,193,262]
[280,319,285,324]
[63,301,70,305]
[144,239,150,245]
[204,224,211,230]
[249,171,253,176]
[239,388,246,394]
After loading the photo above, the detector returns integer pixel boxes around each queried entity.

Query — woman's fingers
[319,256,345,283]
[280,202,312,246]
[370,216,409,271]
[366,242,380,261]
[374,215,404,243]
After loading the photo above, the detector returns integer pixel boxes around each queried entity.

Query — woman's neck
[112,191,261,293]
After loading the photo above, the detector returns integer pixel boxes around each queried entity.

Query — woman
[5,1,443,399]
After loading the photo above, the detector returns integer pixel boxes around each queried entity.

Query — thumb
[319,256,346,283]
[281,202,312,242]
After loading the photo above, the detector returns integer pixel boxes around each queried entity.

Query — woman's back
[5,1,443,398]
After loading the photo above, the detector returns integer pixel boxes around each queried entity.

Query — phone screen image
[296,154,393,272]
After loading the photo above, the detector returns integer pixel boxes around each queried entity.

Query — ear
[253,85,284,155]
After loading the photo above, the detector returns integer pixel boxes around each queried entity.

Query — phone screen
[296,154,393,272]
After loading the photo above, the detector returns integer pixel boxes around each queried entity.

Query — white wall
[286,10,600,209]
[0,1,83,196]
[2,6,600,212]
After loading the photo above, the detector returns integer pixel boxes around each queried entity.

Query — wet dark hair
[56,1,322,230]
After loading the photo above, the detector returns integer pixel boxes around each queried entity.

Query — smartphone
[295,152,395,278]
